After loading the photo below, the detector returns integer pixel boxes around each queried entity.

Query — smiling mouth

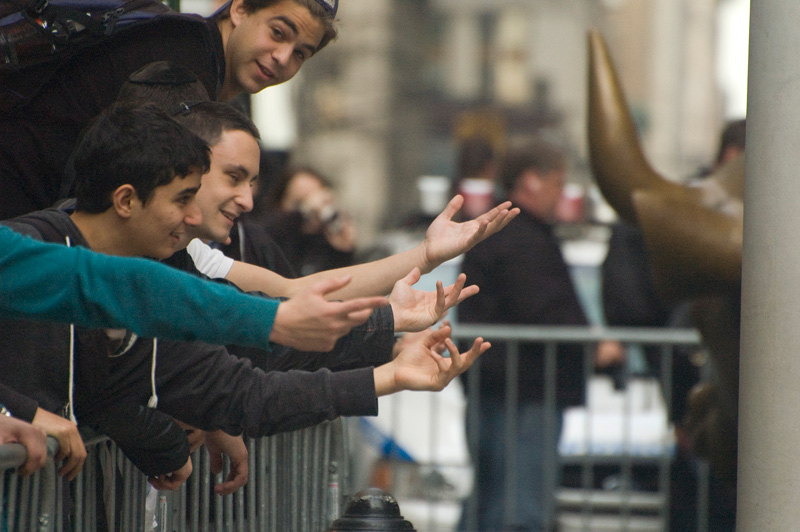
[257,62,275,81]
[221,211,238,224]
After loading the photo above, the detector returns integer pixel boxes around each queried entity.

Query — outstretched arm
[0,226,382,353]
[373,326,490,396]
[225,196,519,300]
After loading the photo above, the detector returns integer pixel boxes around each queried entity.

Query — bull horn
[587,29,702,224]
[632,189,742,302]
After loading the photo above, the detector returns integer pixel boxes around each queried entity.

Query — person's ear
[112,185,138,218]
[229,0,247,27]
[522,170,541,194]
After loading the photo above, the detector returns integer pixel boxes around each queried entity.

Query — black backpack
[0,0,175,71]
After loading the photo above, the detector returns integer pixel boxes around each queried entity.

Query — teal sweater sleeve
[0,226,278,347]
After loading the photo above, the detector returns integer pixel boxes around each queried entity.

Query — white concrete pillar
[739,1,800,529]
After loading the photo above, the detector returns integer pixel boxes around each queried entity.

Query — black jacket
[459,210,587,406]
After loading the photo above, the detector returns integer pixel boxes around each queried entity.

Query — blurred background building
[183,0,749,246]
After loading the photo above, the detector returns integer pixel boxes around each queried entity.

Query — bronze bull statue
[587,29,742,481]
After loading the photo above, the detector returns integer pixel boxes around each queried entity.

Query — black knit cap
[212,0,337,19]
[127,61,199,86]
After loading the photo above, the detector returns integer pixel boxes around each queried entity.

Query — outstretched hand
[389,268,478,332]
[422,195,519,268]
[271,276,389,351]
[374,326,490,396]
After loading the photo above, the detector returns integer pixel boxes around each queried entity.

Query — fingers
[19,443,47,477]
[455,284,479,305]
[337,296,390,316]
[434,280,446,317]
[273,290,388,351]
[424,325,451,349]
[149,458,193,491]
[438,337,489,378]
[477,201,513,223]
[485,206,520,235]
[337,297,390,330]
[443,338,463,373]
[149,474,182,491]
[439,195,465,221]
[14,421,47,477]
[442,274,468,307]
[34,412,86,480]
[58,435,86,481]
[214,460,249,496]
[463,337,491,369]
[344,307,378,327]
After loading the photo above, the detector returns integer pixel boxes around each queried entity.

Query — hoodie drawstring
[64,235,159,418]
[148,338,159,408]
[65,236,78,425]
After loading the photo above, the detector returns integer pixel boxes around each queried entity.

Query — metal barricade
[1,438,59,532]
[1,419,347,532]
[362,324,711,532]
[159,419,347,532]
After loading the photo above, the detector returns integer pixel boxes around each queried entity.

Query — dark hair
[170,100,261,146]
[500,139,566,193]
[116,61,211,107]
[214,0,337,53]
[266,165,331,208]
[715,118,746,164]
[456,136,495,180]
[73,103,211,213]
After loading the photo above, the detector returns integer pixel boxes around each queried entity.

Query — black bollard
[326,488,416,531]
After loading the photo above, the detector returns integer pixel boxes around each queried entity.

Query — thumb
[401,267,422,286]
[440,195,464,219]
[424,325,451,348]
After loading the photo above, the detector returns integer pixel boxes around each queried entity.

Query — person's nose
[272,43,293,67]
[235,185,254,213]
[184,201,203,227]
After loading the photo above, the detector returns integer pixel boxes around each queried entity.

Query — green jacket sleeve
[0,226,278,348]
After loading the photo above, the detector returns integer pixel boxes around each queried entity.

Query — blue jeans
[458,398,563,532]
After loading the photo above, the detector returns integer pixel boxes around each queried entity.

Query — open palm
[392,326,490,392]
[422,195,519,266]
[389,268,478,332]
